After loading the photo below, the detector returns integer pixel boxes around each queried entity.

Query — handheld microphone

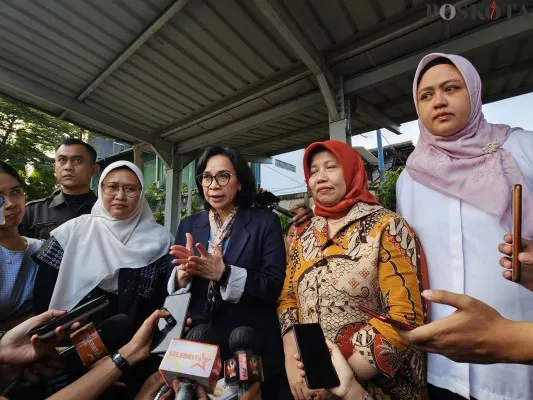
[254,191,294,218]
[159,324,222,400]
[225,327,264,400]
[60,314,133,367]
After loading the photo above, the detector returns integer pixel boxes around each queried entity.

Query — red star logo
[191,353,210,371]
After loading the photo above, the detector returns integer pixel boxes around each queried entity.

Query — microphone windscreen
[185,324,217,345]
[98,314,134,353]
[229,326,257,353]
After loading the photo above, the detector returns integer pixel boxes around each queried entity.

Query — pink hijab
[406,53,533,239]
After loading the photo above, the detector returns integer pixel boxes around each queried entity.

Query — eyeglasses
[197,172,236,187]
[101,183,141,198]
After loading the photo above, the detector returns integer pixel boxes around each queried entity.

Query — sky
[260,92,533,196]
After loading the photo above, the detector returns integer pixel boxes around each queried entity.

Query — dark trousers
[429,384,477,400]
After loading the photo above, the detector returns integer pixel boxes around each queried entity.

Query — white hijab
[48,161,173,311]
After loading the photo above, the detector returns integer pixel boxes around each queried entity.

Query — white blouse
[397,129,533,400]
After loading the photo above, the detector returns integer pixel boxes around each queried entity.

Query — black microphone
[226,327,264,400]
[59,314,134,367]
[176,324,217,400]
[254,191,294,218]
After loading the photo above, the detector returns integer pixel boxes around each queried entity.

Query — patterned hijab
[406,53,533,238]
[303,140,380,219]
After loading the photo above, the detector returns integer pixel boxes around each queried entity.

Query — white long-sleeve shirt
[397,129,533,400]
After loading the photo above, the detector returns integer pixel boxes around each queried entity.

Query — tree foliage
[376,167,404,212]
[0,95,87,200]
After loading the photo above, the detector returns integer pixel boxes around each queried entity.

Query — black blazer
[175,207,286,380]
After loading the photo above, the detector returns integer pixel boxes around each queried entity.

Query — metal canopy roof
[1,0,532,165]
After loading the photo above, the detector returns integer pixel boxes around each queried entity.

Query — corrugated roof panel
[198,113,236,130]
[202,0,275,77]
[227,98,271,120]
[93,83,178,122]
[210,0,293,70]
[127,48,216,105]
[0,42,86,93]
[4,0,116,62]
[99,73,189,118]
[148,29,239,96]
[305,0,357,44]
[344,0,381,32]
[168,124,206,142]
[84,99,155,131]
[165,8,256,85]
[378,0,408,19]
[238,0,299,60]
[119,58,200,111]
[87,93,164,129]
[262,78,316,105]
[281,0,334,51]
[0,59,76,97]
[0,13,102,76]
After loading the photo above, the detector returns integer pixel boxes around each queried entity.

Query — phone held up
[293,323,340,390]
[28,295,109,340]
[512,184,522,282]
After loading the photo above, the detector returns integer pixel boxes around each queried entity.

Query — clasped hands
[170,233,225,283]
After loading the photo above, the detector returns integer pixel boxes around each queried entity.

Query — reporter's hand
[241,382,262,400]
[171,378,209,400]
[286,355,309,400]
[499,234,533,291]
[295,341,364,400]
[119,309,170,366]
[289,204,313,226]
[397,290,512,363]
[134,372,173,400]
[0,309,80,365]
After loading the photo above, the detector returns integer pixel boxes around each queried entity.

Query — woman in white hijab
[33,161,174,329]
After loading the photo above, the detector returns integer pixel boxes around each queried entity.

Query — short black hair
[0,161,24,186]
[55,138,97,164]
[196,146,256,209]
[416,57,455,86]
[306,145,327,170]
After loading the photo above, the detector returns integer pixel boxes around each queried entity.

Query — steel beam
[157,65,309,138]
[253,0,339,121]
[60,0,190,119]
[244,122,329,152]
[175,91,323,153]
[344,13,533,94]
[0,66,173,162]
[354,98,401,135]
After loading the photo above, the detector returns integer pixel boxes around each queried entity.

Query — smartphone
[150,292,191,355]
[293,323,340,390]
[28,295,109,340]
[513,184,522,282]
[0,194,5,225]
[358,305,417,331]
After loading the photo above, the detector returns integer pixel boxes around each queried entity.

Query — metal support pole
[187,160,194,216]
[376,129,385,182]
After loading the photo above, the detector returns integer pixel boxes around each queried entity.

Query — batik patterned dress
[278,202,429,400]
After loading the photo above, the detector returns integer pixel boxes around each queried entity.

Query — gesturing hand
[173,239,225,283]
[396,290,511,363]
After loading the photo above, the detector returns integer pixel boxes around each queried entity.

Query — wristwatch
[218,263,232,286]
[111,352,130,372]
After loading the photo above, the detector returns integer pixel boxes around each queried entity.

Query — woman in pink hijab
[396,53,533,400]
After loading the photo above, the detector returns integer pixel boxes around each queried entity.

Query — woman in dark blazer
[169,146,287,399]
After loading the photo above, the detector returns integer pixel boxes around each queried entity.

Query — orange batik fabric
[278,202,429,400]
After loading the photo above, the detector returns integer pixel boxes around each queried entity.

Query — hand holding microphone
[224,327,264,400]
